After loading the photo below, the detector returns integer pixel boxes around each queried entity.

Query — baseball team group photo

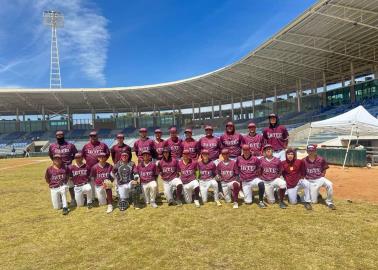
[1,0,378,269]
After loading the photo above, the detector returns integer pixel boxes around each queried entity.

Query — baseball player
[302,144,335,210]
[90,152,114,213]
[262,114,289,161]
[216,149,240,209]
[198,125,221,163]
[220,122,243,160]
[153,129,165,161]
[259,144,287,208]
[242,123,264,157]
[178,149,200,207]
[44,154,69,215]
[110,133,132,164]
[182,128,199,160]
[164,127,183,159]
[48,130,78,206]
[198,149,221,206]
[281,148,312,210]
[68,152,93,209]
[112,151,141,211]
[157,147,183,206]
[133,128,156,161]
[134,150,159,208]
[237,144,266,208]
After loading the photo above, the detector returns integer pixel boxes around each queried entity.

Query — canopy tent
[307,106,378,167]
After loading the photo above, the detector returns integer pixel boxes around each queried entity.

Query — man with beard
[262,114,289,161]
[220,122,243,160]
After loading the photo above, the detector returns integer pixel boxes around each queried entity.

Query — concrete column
[350,62,356,103]
[296,79,302,112]
[372,64,378,79]
[273,86,278,114]
[341,75,345,87]
[312,81,317,94]
[219,101,222,117]
[172,105,176,126]
[252,90,255,118]
[211,98,215,119]
[22,113,26,122]
[16,108,20,122]
[198,105,201,121]
[153,104,157,127]
[192,102,195,120]
[240,98,243,120]
[322,71,327,107]
[67,106,71,131]
[133,108,137,128]
[231,96,234,121]
[91,109,96,129]
[41,105,46,121]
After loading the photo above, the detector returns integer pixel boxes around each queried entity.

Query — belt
[75,183,87,187]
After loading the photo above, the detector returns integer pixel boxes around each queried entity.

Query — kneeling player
[281,148,312,210]
[259,144,287,209]
[237,145,266,208]
[158,147,183,206]
[45,154,69,215]
[90,152,114,213]
[198,150,221,206]
[303,144,335,210]
[113,151,141,211]
[178,149,200,207]
[134,150,159,208]
[216,149,240,209]
[69,152,93,208]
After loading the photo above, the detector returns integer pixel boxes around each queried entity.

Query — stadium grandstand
[1,0,378,162]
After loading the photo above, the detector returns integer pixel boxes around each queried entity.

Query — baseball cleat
[87,202,93,209]
[62,207,69,215]
[328,204,336,210]
[279,201,287,209]
[106,204,113,213]
[176,200,183,207]
[215,200,222,206]
[194,200,200,208]
[168,199,176,206]
[233,202,239,209]
[258,201,267,209]
[304,202,312,210]
[151,202,158,208]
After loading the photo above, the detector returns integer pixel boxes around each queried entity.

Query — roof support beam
[326,3,378,17]
[229,68,290,88]
[112,90,131,108]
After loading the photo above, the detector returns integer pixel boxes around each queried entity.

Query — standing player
[164,127,183,159]
[153,129,165,161]
[302,144,335,210]
[157,147,183,206]
[216,149,240,209]
[198,125,221,163]
[242,123,264,157]
[134,150,159,208]
[90,152,114,213]
[48,130,78,206]
[259,144,287,208]
[68,152,93,209]
[44,154,69,215]
[237,145,266,208]
[220,122,243,160]
[178,149,200,207]
[182,128,199,160]
[282,148,312,210]
[82,131,110,169]
[198,149,221,206]
[110,133,132,164]
[134,128,155,161]
[262,114,289,161]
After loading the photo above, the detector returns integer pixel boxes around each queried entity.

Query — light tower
[43,11,64,89]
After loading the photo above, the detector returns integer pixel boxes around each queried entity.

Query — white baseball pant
[307,177,334,206]
[273,150,286,161]
[142,181,157,204]
[50,185,68,209]
[242,178,263,204]
[199,179,219,202]
[74,183,93,206]
[287,179,311,204]
[262,178,286,203]
[221,181,240,203]
[183,180,199,203]
[163,178,183,202]
[118,182,133,201]
[90,179,97,199]
[95,186,108,205]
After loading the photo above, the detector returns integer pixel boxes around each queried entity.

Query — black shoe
[279,201,287,209]
[328,204,336,210]
[87,202,93,209]
[176,200,183,207]
[62,207,69,215]
[258,201,266,209]
[168,200,176,206]
[304,202,312,210]
[70,200,77,207]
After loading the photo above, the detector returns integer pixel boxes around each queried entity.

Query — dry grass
[0,157,378,270]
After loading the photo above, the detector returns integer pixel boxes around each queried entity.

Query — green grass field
[1,157,378,269]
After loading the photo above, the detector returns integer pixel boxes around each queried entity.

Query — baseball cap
[221,149,229,155]
[97,152,107,157]
[201,149,209,155]
[53,154,62,159]
[307,144,317,151]
[226,121,234,127]
[182,149,190,155]
[263,144,273,151]
[120,150,129,156]
[154,129,162,134]
[139,128,147,132]
[55,130,64,136]
[242,144,250,151]
[141,150,151,155]
[169,127,177,133]
[184,128,192,133]
[162,147,170,153]
[268,113,277,118]
[116,133,124,139]
[89,131,97,136]
[204,125,213,130]
[248,123,256,128]
[74,152,83,158]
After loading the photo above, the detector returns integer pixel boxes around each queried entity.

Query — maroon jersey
[111,143,132,163]
[236,155,260,182]
[82,141,110,169]
[158,158,179,181]
[302,156,329,180]
[178,159,198,184]
[154,139,165,160]
[259,157,282,181]
[69,163,90,186]
[198,160,216,180]
[48,142,78,165]
[216,160,239,182]
[282,159,304,188]
[243,133,264,156]
[198,136,221,161]
[90,162,113,186]
[164,138,183,159]
[262,125,289,151]
[182,138,199,159]
[134,138,155,160]
[45,165,69,188]
[134,161,158,183]
[220,133,243,158]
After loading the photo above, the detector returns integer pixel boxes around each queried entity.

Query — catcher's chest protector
[117,162,134,184]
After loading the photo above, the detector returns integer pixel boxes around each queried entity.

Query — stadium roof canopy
[1,0,378,116]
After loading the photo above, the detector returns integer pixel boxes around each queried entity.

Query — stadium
[1,0,378,269]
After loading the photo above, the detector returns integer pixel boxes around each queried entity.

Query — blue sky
[0,0,317,89]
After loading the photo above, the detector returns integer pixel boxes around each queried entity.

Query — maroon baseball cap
[182,149,190,155]
[98,152,107,157]
[242,144,250,151]
[139,128,147,132]
[154,129,162,134]
[169,127,177,133]
[89,131,97,136]
[74,152,83,158]
[53,154,62,159]
[268,113,277,118]
[184,128,192,133]
[142,150,151,155]
[55,130,64,136]
[201,149,209,155]
[307,144,317,151]
[221,149,229,155]
[162,147,170,153]
[263,144,273,151]
[248,123,256,128]
[226,121,234,127]
[120,150,129,156]
[204,125,213,130]
[116,133,124,139]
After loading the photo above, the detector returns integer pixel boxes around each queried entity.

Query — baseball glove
[103,179,113,189]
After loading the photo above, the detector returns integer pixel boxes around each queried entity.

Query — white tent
[307,106,378,167]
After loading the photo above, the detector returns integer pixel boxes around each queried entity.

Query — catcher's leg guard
[119,200,128,211]
[131,185,142,208]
